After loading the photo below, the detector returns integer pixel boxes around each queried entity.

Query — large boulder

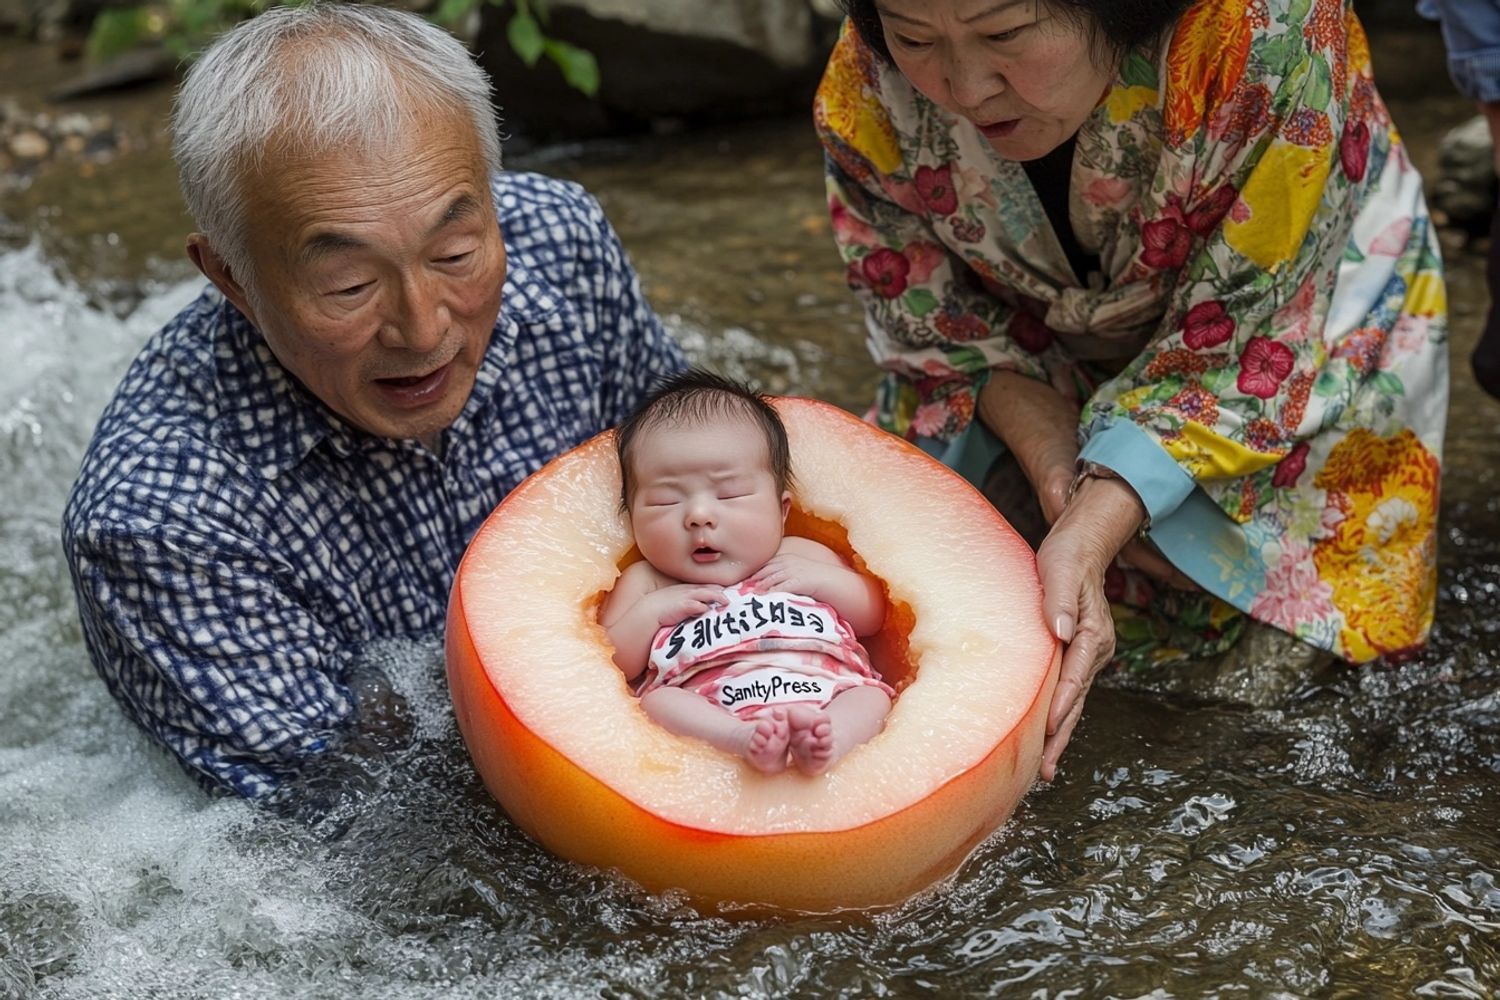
[1432,115,1497,238]
[476,0,841,141]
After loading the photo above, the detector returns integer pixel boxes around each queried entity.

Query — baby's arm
[601,562,724,681]
[748,536,886,636]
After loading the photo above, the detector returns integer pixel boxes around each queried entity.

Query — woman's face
[875,0,1117,161]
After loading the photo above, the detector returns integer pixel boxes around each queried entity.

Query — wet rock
[49,45,177,100]
[8,129,50,161]
[0,0,38,35]
[1432,115,1497,239]
[54,111,93,136]
[476,0,828,140]
[0,98,126,192]
[1102,622,1340,709]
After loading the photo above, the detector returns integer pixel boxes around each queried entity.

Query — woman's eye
[987,28,1022,43]
[437,251,473,265]
[892,34,930,50]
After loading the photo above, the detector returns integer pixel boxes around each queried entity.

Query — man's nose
[381,274,450,353]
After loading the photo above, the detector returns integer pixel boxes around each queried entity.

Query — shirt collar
[213,247,564,480]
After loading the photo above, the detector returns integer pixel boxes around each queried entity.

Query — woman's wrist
[1051,472,1149,573]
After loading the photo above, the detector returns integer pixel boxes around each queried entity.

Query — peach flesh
[446,398,1059,912]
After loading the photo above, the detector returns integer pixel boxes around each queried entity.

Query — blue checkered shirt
[63,171,686,799]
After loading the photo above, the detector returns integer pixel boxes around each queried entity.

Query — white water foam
[0,246,708,999]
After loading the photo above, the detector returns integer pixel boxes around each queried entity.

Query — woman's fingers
[1041,688,1089,781]
[1036,535,1116,780]
[1031,473,1141,780]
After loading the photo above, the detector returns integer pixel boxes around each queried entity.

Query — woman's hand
[978,371,1198,592]
[978,372,1078,525]
[1034,473,1148,781]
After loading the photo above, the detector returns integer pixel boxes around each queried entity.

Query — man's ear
[186,234,257,322]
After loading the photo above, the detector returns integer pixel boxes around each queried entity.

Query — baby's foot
[742,708,789,774]
[787,705,835,776]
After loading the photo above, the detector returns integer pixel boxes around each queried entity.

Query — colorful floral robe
[813,0,1448,663]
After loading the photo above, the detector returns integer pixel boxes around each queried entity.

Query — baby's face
[627,414,790,586]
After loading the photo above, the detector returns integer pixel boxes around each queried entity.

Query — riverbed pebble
[1,98,127,192]
[8,129,50,160]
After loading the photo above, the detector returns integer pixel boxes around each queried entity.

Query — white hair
[172,2,503,282]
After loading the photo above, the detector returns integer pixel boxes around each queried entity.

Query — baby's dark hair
[616,369,794,511]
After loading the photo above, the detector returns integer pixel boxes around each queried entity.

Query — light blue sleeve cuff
[1078,420,1197,526]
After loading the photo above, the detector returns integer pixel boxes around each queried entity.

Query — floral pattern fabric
[813,0,1448,662]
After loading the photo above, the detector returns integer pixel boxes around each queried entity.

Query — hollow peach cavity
[446,397,1059,912]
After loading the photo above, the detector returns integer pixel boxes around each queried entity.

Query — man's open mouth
[374,361,453,406]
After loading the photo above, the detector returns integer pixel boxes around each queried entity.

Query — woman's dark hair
[616,369,794,512]
[838,0,1194,64]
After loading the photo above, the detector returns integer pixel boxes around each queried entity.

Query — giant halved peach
[446,397,1058,912]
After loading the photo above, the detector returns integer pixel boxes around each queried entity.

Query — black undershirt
[1020,133,1100,286]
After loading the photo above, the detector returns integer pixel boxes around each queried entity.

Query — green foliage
[85,6,153,62]
[86,0,283,63]
[432,0,600,96]
[84,0,600,96]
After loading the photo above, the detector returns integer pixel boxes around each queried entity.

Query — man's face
[217,109,505,448]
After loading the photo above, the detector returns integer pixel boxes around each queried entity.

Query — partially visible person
[1420,0,1500,398]
[602,370,893,776]
[815,0,1449,777]
[62,3,685,800]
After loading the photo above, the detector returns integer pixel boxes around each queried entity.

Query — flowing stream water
[1,21,1498,999]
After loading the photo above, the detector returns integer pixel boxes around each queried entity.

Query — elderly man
[62,4,685,798]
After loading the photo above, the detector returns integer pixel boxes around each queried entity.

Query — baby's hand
[649,584,726,627]
[748,553,833,598]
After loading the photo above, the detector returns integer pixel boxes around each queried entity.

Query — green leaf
[1305,56,1332,115]
[1342,241,1366,263]
[433,0,475,28]
[543,38,599,96]
[1202,367,1235,395]
[174,0,224,35]
[1257,32,1303,74]
[1188,250,1222,283]
[902,287,939,317]
[1121,51,1157,90]
[86,6,152,63]
[946,345,987,372]
[1313,370,1342,397]
[1287,0,1312,23]
[507,10,545,66]
[1369,371,1405,397]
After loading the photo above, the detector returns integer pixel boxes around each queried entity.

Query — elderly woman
[814,0,1448,778]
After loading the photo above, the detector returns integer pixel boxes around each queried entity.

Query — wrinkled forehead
[242,92,487,189]
[236,107,493,262]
